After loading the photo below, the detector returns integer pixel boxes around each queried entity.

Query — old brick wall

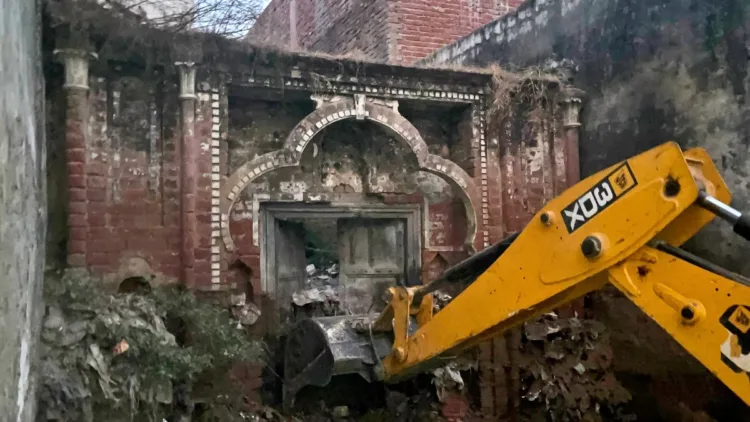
[50,58,222,290]
[429,0,750,278]
[66,70,185,284]
[476,88,578,418]
[49,23,573,412]
[226,95,474,311]
[247,0,392,61]
[245,0,293,48]
[247,0,523,64]
[392,0,523,64]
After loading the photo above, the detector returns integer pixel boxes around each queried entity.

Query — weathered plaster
[221,95,481,252]
[1,0,45,419]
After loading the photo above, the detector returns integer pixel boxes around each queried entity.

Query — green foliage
[39,269,263,422]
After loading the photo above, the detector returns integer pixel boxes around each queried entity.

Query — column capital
[175,61,197,100]
[54,49,97,91]
[558,87,586,129]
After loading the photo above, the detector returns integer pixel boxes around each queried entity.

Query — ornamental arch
[220,94,481,252]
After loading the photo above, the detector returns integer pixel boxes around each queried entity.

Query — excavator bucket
[282,315,394,408]
[282,234,519,408]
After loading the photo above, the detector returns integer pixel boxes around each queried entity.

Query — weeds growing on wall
[38,269,264,422]
[488,65,562,138]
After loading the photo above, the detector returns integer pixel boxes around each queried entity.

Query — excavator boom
[283,142,750,407]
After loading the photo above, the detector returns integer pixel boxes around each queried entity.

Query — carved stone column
[176,62,198,287]
[558,87,585,188]
[55,48,97,267]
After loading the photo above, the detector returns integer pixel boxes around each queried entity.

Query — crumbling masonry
[46,23,583,414]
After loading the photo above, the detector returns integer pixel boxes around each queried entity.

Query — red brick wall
[247,0,292,48]
[392,0,524,64]
[61,71,217,289]
[67,74,184,283]
[247,0,523,64]
[247,0,393,61]
[477,93,580,418]
[55,47,571,413]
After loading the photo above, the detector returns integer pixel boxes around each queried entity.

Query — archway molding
[220,94,481,252]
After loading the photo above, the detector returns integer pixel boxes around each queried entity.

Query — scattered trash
[433,291,453,312]
[229,292,262,326]
[518,312,633,421]
[305,262,340,287]
[291,285,339,306]
[39,269,264,422]
[432,360,476,403]
[332,405,350,418]
[292,260,347,317]
[112,339,129,355]
[524,319,562,341]
[433,364,465,402]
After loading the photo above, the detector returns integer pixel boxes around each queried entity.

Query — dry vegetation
[49,0,265,39]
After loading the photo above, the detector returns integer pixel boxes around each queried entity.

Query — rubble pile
[228,389,443,422]
[231,292,262,326]
[39,269,263,422]
[431,291,454,313]
[307,263,340,285]
[431,360,476,403]
[518,312,634,422]
[292,263,345,317]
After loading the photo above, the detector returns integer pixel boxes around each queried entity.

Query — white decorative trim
[476,106,490,248]
[210,87,222,285]
[255,76,483,103]
[54,49,98,91]
[252,193,271,246]
[221,99,481,253]
[175,62,197,100]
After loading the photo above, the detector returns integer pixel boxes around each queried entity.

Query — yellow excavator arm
[283,142,750,408]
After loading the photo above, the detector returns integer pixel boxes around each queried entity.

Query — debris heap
[292,263,344,317]
[39,269,263,422]
[519,312,634,422]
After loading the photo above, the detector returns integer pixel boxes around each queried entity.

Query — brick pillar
[558,88,585,189]
[176,62,198,287]
[55,48,97,267]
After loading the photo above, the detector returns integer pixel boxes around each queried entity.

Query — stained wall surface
[0,0,46,419]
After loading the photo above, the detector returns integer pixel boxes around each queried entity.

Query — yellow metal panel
[608,247,750,405]
[383,142,702,378]
[656,147,733,246]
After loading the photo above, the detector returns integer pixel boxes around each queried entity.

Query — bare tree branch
[52,0,265,39]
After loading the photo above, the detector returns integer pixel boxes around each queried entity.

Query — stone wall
[247,0,524,64]
[0,0,45,420]
[428,0,750,277]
